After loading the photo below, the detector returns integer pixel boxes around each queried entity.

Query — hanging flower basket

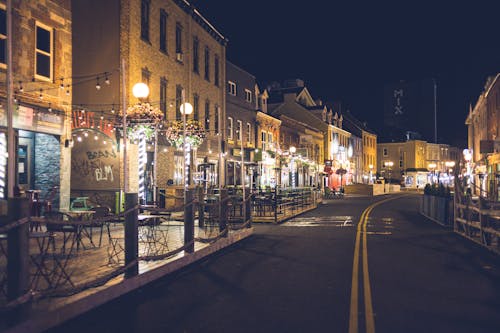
[165,120,206,149]
[122,103,163,140]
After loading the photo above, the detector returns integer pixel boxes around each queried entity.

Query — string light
[96,77,101,90]
[48,103,52,112]
[105,73,110,85]
[19,81,24,92]
[60,79,65,90]
[39,89,43,99]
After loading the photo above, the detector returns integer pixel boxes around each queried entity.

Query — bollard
[184,189,195,253]
[124,193,138,278]
[7,197,30,323]
[219,189,228,237]
[197,186,204,228]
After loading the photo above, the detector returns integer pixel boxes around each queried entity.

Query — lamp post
[180,89,193,206]
[384,161,394,184]
[131,83,150,203]
[290,146,296,188]
[445,161,455,186]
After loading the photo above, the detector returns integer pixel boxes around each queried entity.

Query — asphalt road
[47,194,500,333]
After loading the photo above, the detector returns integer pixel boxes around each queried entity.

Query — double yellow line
[348,195,404,333]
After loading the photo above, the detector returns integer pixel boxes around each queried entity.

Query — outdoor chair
[86,206,111,247]
[44,211,81,252]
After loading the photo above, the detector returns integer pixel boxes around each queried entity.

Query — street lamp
[384,161,394,184]
[180,90,193,194]
[131,83,150,203]
[290,146,296,187]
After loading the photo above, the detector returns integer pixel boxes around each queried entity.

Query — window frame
[192,36,199,74]
[204,100,210,131]
[214,54,219,86]
[140,0,150,42]
[34,21,54,81]
[227,117,234,140]
[228,81,236,96]
[245,89,252,103]
[237,120,242,142]
[246,123,251,144]
[204,46,210,81]
[0,4,6,68]
[159,9,168,53]
[175,22,183,55]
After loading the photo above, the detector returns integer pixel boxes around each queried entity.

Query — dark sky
[190,1,500,147]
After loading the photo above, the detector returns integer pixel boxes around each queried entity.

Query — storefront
[0,102,66,212]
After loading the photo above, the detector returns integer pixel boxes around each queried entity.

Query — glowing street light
[132,83,150,202]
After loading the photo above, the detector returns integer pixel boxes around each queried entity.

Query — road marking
[349,195,409,333]
[282,216,354,227]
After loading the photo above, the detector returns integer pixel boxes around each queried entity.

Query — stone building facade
[72,0,226,208]
[466,73,500,198]
[0,0,72,212]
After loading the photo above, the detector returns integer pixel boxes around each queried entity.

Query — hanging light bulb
[77,136,82,142]
[105,73,110,85]
[84,131,88,137]
[94,135,98,140]
[100,114,104,120]
[96,77,101,90]
[66,85,70,96]
[48,103,52,112]
[39,89,43,99]
[111,106,115,114]
[19,81,23,92]
[60,79,64,90]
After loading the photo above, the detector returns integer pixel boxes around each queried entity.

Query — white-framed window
[237,120,242,141]
[35,22,54,81]
[245,89,252,103]
[227,81,236,96]
[246,123,251,143]
[0,4,6,68]
[227,117,233,139]
[261,131,267,150]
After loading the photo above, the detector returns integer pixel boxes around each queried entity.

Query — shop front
[0,102,66,214]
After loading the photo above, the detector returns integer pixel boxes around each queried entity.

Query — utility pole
[433,78,437,144]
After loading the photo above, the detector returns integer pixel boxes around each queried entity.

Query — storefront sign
[0,104,64,135]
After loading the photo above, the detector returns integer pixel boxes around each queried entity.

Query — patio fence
[0,189,252,329]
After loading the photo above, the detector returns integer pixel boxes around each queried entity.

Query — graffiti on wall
[71,131,120,190]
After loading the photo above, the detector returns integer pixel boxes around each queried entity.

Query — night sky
[190,1,500,148]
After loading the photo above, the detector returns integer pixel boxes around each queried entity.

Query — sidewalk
[2,217,253,333]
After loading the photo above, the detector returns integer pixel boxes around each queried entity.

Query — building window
[175,85,182,120]
[214,55,219,86]
[175,23,183,60]
[193,94,199,120]
[228,117,233,140]
[193,37,199,73]
[140,0,150,42]
[174,155,183,185]
[215,105,219,132]
[246,123,251,144]
[261,131,267,150]
[159,9,167,53]
[245,89,252,103]
[383,148,388,156]
[204,46,210,81]
[228,81,236,96]
[205,100,210,130]
[160,77,167,117]
[0,5,6,67]
[35,22,53,80]
[237,120,242,142]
